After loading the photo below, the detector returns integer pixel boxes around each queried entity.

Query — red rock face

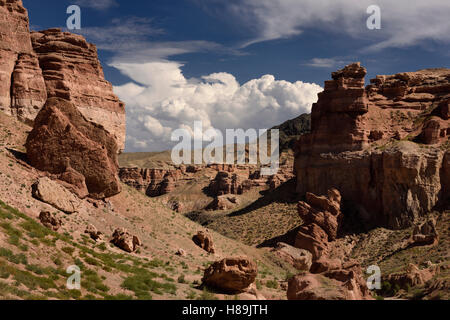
[295,189,342,260]
[26,98,121,199]
[202,257,257,293]
[119,167,183,197]
[31,29,125,151]
[287,265,372,300]
[192,230,216,254]
[208,165,294,197]
[1,1,126,199]
[295,63,450,229]
[0,0,47,123]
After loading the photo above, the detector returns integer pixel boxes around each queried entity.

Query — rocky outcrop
[295,63,450,229]
[206,195,239,211]
[120,162,295,201]
[39,211,62,231]
[119,167,183,197]
[411,217,439,246]
[192,230,215,254]
[30,28,125,151]
[209,171,248,196]
[208,165,294,197]
[1,2,126,199]
[288,189,373,300]
[85,224,103,241]
[26,98,121,199]
[295,189,342,260]
[32,177,80,214]
[287,264,372,300]
[202,257,257,293]
[111,228,142,253]
[386,263,440,289]
[0,0,47,123]
[271,242,313,271]
[0,3,125,151]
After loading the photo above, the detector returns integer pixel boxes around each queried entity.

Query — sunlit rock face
[295,63,450,229]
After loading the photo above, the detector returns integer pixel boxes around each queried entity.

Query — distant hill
[271,113,311,152]
[119,113,311,168]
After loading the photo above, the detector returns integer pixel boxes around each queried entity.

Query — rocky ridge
[0,0,125,200]
[295,63,449,229]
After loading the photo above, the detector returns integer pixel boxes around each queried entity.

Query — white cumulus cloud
[112,61,322,152]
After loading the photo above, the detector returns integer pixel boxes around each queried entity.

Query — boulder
[111,228,142,253]
[192,230,216,254]
[85,224,103,241]
[39,211,62,231]
[202,257,257,293]
[175,249,187,257]
[32,177,80,214]
[271,242,312,271]
[26,98,121,199]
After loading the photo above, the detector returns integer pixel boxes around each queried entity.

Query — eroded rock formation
[411,217,439,246]
[111,228,142,253]
[295,63,450,229]
[39,211,62,231]
[119,167,183,197]
[26,98,121,199]
[271,242,313,271]
[202,257,257,293]
[0,0,46,123]
[192,230,216,254]
[30,28,125,151]
[385,263,440,289]
[289,189,373,300]
[1,1,126,199]
[295,189,342,260]
[32,177,81,213]
[287,264,372,300]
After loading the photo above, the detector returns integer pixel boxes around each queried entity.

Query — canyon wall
[0,0,126,199]
[0,0,47,124]
[295,63,450,229]
[0,1,125,152]
[31,29,125,152]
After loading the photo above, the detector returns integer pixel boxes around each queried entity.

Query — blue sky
[23,0,450,152]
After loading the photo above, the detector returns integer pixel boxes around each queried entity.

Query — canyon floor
[0,111,447,300]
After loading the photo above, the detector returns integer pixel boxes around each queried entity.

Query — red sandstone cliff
[295,63,449,229]
[31,28,125,152]
[0,0,126,199]
[0,0,47,124]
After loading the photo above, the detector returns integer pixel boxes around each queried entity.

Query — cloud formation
[304,58,349,68]
[112,61,322,152]
[213,0,450,51]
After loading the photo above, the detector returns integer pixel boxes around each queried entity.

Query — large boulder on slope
[26,98,121,199]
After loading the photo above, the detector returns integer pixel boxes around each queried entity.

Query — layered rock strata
[295,63,450,229]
